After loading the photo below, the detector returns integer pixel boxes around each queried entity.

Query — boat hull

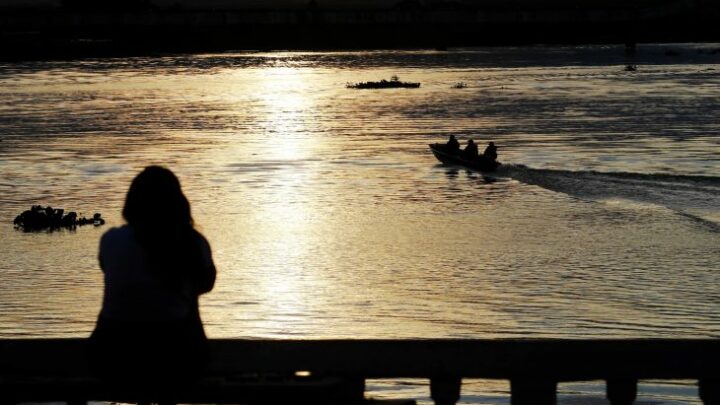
[429,143,501,172]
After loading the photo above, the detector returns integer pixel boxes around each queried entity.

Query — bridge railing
[1,339,719,405]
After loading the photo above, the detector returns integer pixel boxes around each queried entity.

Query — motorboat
[429,143,501,172]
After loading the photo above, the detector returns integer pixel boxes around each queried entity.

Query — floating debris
[451,82,467,89]
[13,205,105,232]
[346,75,420,89]
[624,64,637,72]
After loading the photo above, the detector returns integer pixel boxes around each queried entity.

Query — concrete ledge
[1,339,719,404]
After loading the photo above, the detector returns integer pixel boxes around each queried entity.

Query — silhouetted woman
[91,166,216,391]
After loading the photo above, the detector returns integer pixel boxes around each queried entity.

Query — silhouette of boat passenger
[429,138,501,172]
[90,166,216,395]
[446,134,460,152]
[463,139,479,159]
[483,141,498,162]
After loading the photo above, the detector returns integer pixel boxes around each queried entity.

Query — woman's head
[122,166,193,230]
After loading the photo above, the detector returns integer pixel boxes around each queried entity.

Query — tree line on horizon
[0,0,708,14]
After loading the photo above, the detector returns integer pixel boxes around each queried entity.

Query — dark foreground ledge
[1,339,720,404]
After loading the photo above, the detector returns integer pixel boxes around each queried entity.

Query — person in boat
[463,139,479,159]
[446,134,460,152]
[90,166,216,390]
[483,141,498,161]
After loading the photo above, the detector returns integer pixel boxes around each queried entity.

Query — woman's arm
[195,234,216,295]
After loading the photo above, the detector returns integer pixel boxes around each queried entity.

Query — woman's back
[98,225,214,323]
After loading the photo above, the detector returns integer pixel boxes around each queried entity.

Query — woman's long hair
[122,166,202,287]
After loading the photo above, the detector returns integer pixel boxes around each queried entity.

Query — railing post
[699,378,720,405]
[430,377,461,405]
[607,378,637,405]
[339,377,366,404]
[510,379,556,405]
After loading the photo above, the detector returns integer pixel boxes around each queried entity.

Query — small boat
[429,143,501,172]
[346,75,420,89]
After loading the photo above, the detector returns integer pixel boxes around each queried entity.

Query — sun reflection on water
[254,67,315,161]
[231,66,325,332]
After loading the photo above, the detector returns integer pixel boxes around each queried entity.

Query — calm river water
[1,44,719,404]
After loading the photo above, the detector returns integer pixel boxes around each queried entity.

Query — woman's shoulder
[100,225,136,248]
[101,225,133,239]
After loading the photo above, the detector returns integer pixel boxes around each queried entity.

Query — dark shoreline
[1,4,719,61]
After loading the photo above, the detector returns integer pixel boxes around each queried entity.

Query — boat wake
[498,164,720,229]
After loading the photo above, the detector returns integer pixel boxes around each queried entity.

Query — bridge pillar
[430,376,461,405]
[700,378,720,405]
